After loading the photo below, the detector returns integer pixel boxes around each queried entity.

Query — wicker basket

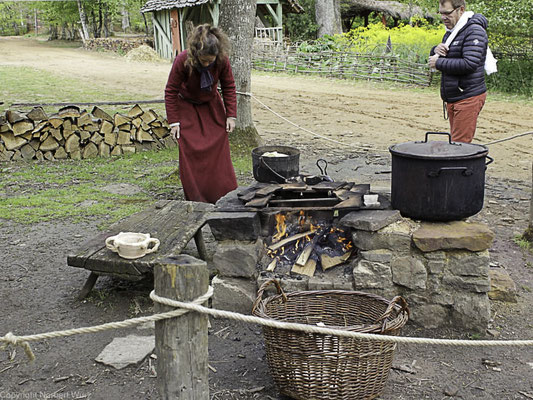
[252,279,409,400]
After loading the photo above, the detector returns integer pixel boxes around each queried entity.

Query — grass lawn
[0,65,252,228]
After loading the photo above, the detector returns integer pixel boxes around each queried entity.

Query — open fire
[265,211,354,277]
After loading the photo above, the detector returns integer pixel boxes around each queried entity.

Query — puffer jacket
[431,14,488,103]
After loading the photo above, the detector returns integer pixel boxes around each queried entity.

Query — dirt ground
[1,36,533,400]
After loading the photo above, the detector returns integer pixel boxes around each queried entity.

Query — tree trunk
[77,0,90,41]
[219,0,261,149]
[121,2,130,32]
[315,0,342,37]
[104,8,110,37]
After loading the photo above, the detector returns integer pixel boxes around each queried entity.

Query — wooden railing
[255,27,283,44]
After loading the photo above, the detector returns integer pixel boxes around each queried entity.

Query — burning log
[295,242,314,266]
[321,251,352,271]
[291,258,316,277]
[268,230,316,251]
[266,259,277,272]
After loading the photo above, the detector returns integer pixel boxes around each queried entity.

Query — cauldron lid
[389,132,488,160]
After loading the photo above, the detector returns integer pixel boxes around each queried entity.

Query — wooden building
[141,0,303,60]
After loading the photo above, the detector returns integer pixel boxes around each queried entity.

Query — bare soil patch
[1,37,532,400]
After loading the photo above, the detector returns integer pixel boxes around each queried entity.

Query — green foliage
[470,0,532,38]
[297,23,443,63]
[339,23,443,62]
[0,2,31,36]
[486,57,533,97]
[0,0,149,39]
[283,0,318,42]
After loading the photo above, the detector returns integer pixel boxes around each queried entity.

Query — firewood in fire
[291,258,316,277]
[321,250,352,271]
[268,230,316,251]
[266,258,277,272]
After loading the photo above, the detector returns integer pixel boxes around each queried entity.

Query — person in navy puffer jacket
[429,0,488,143]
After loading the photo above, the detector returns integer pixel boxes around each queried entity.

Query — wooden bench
[67,200,214,299]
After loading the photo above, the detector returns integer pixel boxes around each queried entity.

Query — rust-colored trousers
[446,92,487,143]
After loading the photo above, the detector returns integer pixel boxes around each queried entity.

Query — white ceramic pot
[105,232,160,260]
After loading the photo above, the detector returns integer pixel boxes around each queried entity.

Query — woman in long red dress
[165,24,238,203]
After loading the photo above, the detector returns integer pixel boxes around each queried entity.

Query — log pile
[0,104,174,161]
[83,37,153,54]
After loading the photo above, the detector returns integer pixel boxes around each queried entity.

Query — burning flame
[273,213,287,241]
[298,211,306,228]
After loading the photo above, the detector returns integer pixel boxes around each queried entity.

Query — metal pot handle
[316,158,328,175]
[485,155,494,166]
[428,167,473,177]
[259,156,288,183]
[424,132,453,144]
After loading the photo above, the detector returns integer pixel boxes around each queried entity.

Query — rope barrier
[483,131,533,146]
[0,287,214,361]
[149,289,533,347]
[238,90,533,152]
[3,285,533,362]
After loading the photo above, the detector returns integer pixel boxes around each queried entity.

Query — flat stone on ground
[95,334,155,369]
[340,209,401,231]
[489,269,518,303]
[413,221,494,252]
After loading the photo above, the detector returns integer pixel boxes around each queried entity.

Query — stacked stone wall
[206,190,497,332]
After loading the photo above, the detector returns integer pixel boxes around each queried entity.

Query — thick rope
[238,90,533,151]
[3,285,533,362]
[149,290,533,347]
[0,286,214,361]
[483,130,533,146]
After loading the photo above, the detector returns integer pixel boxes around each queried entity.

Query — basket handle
[376,296,410,333]
[252,279,287,314]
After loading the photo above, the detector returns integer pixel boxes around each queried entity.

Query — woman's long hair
[185,24,231,72]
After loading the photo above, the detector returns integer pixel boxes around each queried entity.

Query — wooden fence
[252,44,431,86]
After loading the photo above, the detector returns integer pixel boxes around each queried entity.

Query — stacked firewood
[0,104,174,161]
[83,38,152,54]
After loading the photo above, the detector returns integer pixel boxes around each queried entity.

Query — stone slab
[413,221,494,252]
[212,276,257,315]
[95,334,154,369]
[207,211,261,241]
[340,210,401,232]
[212,239,263,279]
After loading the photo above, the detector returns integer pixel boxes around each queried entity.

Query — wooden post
[527,161,533,240]
[154,255,209,400]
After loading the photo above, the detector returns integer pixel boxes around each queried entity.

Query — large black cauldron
[389,132,493,221]
[252,146,300,183]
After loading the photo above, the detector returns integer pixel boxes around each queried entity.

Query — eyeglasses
[439,7,459,16]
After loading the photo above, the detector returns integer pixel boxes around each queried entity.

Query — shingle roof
[141,0,304,14]
[141,0,209,13]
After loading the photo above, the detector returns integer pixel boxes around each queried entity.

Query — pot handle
[424,132,453,144]
[485,155,494,166]
[259,156,288,183]
[144,238,160,254]
[428,167,473,177]
[105,235,118,253]
[316,158,328,175]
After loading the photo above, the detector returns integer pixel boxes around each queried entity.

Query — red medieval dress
[165,50,238,203]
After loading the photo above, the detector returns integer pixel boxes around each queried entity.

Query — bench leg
[78,272,99,300]
[193,229,208,261]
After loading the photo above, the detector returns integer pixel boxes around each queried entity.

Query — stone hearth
[206,185,495,333]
